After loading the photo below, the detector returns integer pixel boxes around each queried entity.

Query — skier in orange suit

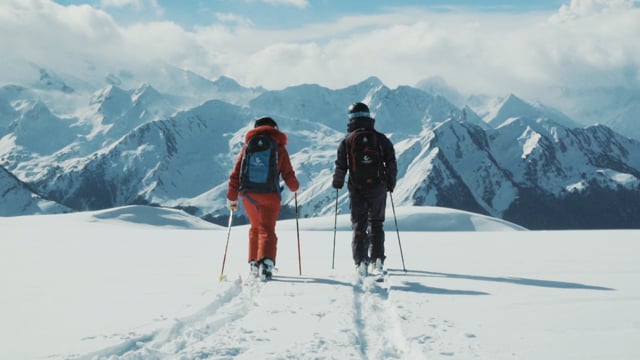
[227,117,299,279]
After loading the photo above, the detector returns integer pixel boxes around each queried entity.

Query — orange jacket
[227,125,299,201]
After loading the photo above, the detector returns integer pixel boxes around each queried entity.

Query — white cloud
[1,0,639,105]
[213,4,640,97]
[214,12,255,27]
[551,0,637,22]
[100,0,143,8]
[259,0,308,9]
[0,1,123,72]
[219,3,640,97]
[100,0,162,16]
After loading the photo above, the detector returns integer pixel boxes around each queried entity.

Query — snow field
[2,206,640,359]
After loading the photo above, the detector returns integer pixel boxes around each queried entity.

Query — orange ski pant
[241,192,281,264]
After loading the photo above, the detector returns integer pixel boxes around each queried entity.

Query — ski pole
[332,188,338,269]
[389,193,406,272]
[219,209,234,281]
[295,192,302,275]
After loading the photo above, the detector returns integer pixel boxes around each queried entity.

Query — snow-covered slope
[29,100,250,212]
[101,65,265,108]
[250,76,484,135]
[2,206,639,360]
[0,165,69,216]
[469,93,579,129]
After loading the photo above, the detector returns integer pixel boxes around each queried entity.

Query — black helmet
[254,116,278,128]
[348,102,371,120]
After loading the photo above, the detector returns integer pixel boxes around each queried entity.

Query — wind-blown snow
[2,205,639,360]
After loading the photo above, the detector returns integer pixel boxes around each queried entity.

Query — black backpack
[239,134,279,193]
[348,129,385,186]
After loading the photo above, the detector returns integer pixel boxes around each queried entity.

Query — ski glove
[332,168,346,189]
[387,178,396,193]
[227,199,238,211]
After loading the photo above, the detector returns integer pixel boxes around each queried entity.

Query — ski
[259,259,275,282]
[354,267,389,285]
[259,271,272,282]
[372,269,388,283]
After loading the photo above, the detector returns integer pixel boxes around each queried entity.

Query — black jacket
[332,117,397,191]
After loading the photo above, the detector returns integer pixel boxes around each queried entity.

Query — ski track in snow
[73,271,481,360]
[79,276,263,359]
[75,276,407,360]
[351,275,407,359]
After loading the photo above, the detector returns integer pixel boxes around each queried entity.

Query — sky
[1,0,640,100]
[50,0,569,29]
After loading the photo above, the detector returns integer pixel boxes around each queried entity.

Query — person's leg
[254,192,281,265]
[368,186,387,264]
[242,195,260,262]
[350,189,369,266]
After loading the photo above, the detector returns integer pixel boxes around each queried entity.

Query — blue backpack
[239,134,279,193]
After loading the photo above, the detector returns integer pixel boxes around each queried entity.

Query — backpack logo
[239,134,279,193]
[252,156,265,167]
[348,129,385,186]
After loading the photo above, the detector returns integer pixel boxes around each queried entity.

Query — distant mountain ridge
[1,68,640,229]
[0,164,69,216]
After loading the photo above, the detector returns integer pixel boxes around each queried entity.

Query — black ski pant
[349,183,387,266]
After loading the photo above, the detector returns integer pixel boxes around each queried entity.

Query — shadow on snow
[387,269,615,292]
[272,274,487,296]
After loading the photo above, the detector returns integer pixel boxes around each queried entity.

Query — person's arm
[332,138,348,189]
[381,135,397,191]
[279,146,299,192]
[227,148,244,201]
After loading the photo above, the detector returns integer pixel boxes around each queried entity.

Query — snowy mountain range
[0,163,69,216]
[1,65,640,229]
